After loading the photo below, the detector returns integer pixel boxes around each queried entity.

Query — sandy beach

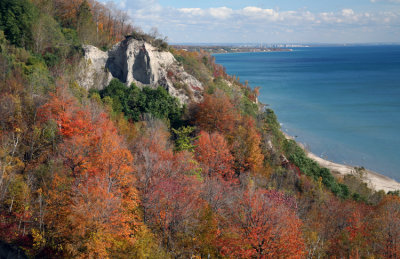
[283,133,400,193]
[307,152,400,193]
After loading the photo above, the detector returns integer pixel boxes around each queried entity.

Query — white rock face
[78,37,203,104]
[78,45,113,90]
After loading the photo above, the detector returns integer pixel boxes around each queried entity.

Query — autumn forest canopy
[1,0,400,258]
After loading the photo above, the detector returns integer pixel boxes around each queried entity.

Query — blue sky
[109,0,400,43]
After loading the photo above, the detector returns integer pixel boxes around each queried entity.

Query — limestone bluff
[78,36,204,104]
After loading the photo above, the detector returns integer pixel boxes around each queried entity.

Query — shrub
[284,139,350,199]
[97,79,183,128]
[0,0,37,48]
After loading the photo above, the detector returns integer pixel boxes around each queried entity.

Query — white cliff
[78,37,203,104]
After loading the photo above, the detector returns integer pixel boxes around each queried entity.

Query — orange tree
[218,189,305,258]
[39,87,141,257]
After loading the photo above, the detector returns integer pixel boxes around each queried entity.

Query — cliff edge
[78,37,203,104]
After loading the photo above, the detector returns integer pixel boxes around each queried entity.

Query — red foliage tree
[146,174,204,256]
[130,118,211,256]
[374,195,400,258]
[195,131,235,180]
[327,201,373,258]
[345,209,370,258]
[40,88,140,257]
[195,90,238,138]
[218,189,305,258]
[231,115,264,174]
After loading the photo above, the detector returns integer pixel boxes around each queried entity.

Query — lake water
[214,46,400,180]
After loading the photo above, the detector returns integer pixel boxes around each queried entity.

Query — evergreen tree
[0,0,37,48]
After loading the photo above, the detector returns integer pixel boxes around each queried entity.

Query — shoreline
[211,49,293,55]
[211,49,400,194]
[172,45,293,54]
[283,132,400,193]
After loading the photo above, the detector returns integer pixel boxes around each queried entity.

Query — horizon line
[170,42,400,46]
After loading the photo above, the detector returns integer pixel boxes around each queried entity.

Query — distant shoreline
[212,49,293,55]
[283,132,400,193]
[172,45,292,54]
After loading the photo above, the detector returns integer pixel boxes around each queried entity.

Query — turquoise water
[214,46,400,180]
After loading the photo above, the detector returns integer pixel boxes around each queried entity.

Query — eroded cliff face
[78,37,203,104]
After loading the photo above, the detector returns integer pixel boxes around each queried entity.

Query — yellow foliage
[5,156,24,174]
[32,228,46,250]
[114,113,137,142]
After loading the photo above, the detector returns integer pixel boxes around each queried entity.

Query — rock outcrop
[78,37,203,104]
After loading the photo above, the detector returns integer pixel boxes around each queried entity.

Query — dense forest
[1,0,400,258]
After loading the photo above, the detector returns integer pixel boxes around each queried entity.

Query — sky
[109,0,400,44]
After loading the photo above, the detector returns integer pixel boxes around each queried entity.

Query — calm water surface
[214,46,400,180]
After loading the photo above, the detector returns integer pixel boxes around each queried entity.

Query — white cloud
[122,1,400,43]
[178,7,233,19]
[209,7,233,19]
[242,6,276,16]
[179,8,204,16]
[342,9,355,16]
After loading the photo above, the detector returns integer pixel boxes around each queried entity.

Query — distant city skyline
[107,0,400,44]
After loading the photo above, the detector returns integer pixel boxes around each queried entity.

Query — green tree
[98,79,183,127]
[76,0,96,44]
[172,126,196,152]
[0,0,37,48]
[32,14,64,54]
[284,139,350,199]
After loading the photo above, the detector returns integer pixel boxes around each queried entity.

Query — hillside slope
[1,0,400,258]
